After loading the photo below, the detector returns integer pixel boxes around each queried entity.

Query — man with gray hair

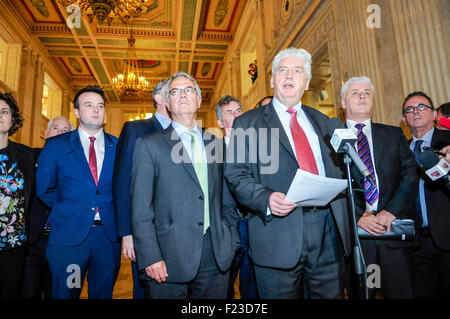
[22,115,72,299]
[225,47,351,298]
[131,72,239,298]
[341,76,418,298]
[113,78,171,298]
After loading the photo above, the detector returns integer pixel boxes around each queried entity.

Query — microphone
[328,118,375,186]
[417,150,450,183]
[422,146,446,157]
[438,117,450,129]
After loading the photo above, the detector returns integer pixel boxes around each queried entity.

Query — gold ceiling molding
[95,24,175,37]
[32,25,71,33]
[198,32,233,42]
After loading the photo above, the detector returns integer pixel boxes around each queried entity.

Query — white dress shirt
[272,97,326,176]
[78,127,105,220]
[346,118,380,212]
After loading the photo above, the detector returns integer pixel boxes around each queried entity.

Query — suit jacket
[131,124,239,282]
[5,141,39,246]
[415,128,450,250]
[224,102,351,269]
[113,116,164,237]
[36,129,119,246]
[351,122,419,248]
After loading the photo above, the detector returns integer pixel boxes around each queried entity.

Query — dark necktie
[412,140,424,222]
[355,123,379,206]
[89,136,98,186]
[413,139,424,161]
[286,107,318,174]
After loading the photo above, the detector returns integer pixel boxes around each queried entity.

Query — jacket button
[199,222,204,226]
[199,195,204,200]
[96,190,100,195]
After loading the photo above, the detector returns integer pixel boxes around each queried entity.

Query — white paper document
[285,169,348,206]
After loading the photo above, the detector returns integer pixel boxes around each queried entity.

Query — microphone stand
[343,153,368,299]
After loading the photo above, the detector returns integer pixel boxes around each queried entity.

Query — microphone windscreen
[418,150,440,169]
[438,117,450,129]
[327,118,345,136]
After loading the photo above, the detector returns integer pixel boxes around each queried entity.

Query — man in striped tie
[341,76,418,299]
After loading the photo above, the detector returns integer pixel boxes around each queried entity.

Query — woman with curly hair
[0,93,38,299]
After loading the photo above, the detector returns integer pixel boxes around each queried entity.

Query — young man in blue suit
[36,86,121,299]
[113,79,171,298]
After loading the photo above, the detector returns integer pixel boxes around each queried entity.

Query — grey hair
[341,76,375,99]
[152,78,169,108]
[215,95,242,121]
[271,47,312,81]
[165,72,202,101]
[46,116,73,131]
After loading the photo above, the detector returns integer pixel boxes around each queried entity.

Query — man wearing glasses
[402,91,450,298]
[130,72,239,298]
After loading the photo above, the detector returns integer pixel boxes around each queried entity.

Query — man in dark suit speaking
[130,72,239,298]
[224,48,351,298]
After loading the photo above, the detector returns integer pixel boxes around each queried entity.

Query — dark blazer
[416,128,450,250]
[224,102,351,269]
[113,116,164,237]
[351,123,419,248]
[6,141,39,245]
[36,129,118,246]
[131,125,239,282]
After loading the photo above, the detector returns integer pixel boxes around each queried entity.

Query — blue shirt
[154,112,171,130]
[410,127,434,226]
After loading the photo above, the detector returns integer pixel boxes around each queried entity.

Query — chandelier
[60,0,148,24]
[112,31,151,98]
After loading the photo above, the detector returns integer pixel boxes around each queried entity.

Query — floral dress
[0,148,26,251]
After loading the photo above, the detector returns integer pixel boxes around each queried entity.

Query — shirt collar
[346,118,372,132]
[154,112,171,129]
[172,121,202,138]
[272,96,303,113]
[412,127,434,145]
[78,126,103,141]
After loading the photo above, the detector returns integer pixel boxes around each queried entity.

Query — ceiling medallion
[60,0,148,24]
[112,31,151,99]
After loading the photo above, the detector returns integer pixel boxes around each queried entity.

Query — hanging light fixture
[60,0,148,24]
[112,30,151,98]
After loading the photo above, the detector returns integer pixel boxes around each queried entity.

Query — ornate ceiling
[10,0,248,105]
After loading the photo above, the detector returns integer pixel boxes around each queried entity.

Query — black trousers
[0,247,26,299]
[144,229,229,299]
[413,229,450,298]
[253,208,344,299]
[21,233,52,299]
[360,240,414,299]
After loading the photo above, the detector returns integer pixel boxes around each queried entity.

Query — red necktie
[89,136,98,185]
[287,107,318,174]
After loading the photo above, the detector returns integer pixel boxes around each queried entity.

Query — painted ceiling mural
[10,0,248,104]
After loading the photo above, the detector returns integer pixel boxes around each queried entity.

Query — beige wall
[213,0,449,134]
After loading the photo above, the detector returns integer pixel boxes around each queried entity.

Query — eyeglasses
[169,86,197,97]
[402,104,434,114]
[223,109,242,116]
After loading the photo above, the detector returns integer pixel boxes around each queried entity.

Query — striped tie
[355,123,379,206]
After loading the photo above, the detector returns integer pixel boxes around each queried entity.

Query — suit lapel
[263,103,297,163]
[371,123,385,177]
[70,130,97,187]
[98,132,115,186]
[162,125,201,189]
